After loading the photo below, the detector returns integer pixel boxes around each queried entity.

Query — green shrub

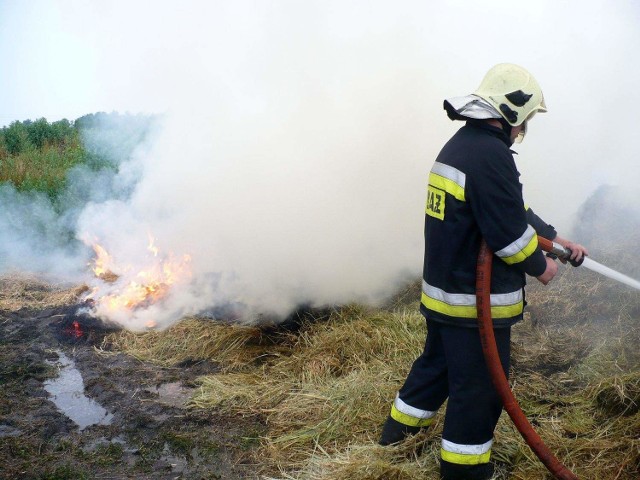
[0,113,153,200]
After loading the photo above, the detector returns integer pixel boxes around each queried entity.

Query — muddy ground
[0,303,265,480]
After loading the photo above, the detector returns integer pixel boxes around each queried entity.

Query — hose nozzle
[538,237,584,267]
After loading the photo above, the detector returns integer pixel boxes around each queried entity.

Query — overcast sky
[1,1,639,327]
[2,1,638,120]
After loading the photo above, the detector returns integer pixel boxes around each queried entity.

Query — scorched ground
[0,276,263,480]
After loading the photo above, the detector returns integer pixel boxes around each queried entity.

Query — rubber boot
[440,460,494,480]
[378,415,421,445]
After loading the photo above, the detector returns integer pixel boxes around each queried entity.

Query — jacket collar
[465,119,513,148]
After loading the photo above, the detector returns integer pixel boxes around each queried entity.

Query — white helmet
[474,63,547,127]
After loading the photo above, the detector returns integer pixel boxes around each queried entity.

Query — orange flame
[85,238,192,327]
[91,244,113,278]
[147,233,160,257]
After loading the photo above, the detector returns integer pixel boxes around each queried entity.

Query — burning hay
[68,234,195,331]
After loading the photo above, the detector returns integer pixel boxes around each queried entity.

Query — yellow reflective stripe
[431,162,466,198]
[390,404,434,427]
[499,231,538,265]
[421,292,523,319]
[423,280,522,306]
[422,292,476,318]
[440,448,491,465]
[429,172,465,202]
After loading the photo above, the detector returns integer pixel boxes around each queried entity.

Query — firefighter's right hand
[536,256,558,285]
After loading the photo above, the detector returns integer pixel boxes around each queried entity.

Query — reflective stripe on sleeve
[389,394,436,427]
[495,225,538,265]
[421,281,523,319]
[441,439,492,465]
[429,162,466,202]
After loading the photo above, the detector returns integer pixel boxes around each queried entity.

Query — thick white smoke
[0,185,85,278]
[75,37,435,329]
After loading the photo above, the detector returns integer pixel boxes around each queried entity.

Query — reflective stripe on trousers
[441,438,492,465]
[390,394,436,427]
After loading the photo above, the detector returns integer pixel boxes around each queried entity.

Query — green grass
[0,113,152,202]
[0,143,109,200]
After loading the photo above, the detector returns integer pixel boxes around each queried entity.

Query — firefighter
[379,64,588,480]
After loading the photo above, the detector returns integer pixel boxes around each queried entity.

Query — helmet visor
[514,120,528,144]
[514,108,540,143]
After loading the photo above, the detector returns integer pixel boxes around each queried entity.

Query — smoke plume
[74,66,431,329]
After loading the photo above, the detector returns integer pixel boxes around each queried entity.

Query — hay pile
[0,273,87,311]
[107,271,640,479]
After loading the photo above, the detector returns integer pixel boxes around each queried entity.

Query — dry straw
[105,283,639,479]
[7,250,638,479]
[0,273,87,311]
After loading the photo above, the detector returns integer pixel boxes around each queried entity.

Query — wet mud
[0,305,264,479]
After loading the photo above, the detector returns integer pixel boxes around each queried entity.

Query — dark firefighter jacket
[421,120,557,327]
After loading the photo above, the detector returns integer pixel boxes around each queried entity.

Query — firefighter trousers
[394,318,511,477]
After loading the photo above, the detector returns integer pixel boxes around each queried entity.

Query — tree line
[0,117,78,156]
[0,112,154,199]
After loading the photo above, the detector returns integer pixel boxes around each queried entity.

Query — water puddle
[44,351,113,430]
[146,381,193,408]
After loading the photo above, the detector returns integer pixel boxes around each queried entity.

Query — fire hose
[476,236,579,480]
